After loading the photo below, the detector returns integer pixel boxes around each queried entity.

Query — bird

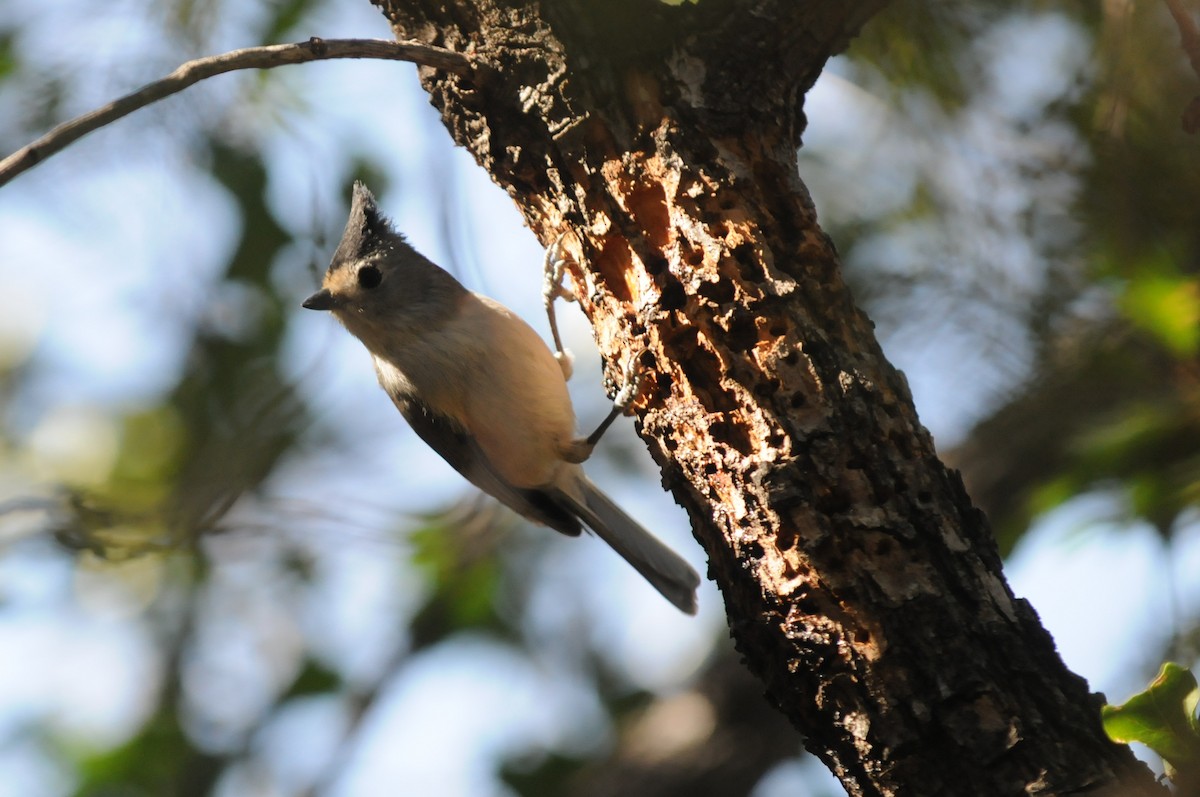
[302,182,700,614]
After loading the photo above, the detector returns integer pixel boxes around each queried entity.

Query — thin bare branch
[0,37,475,186]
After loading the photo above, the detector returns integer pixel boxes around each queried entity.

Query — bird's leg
[562,352,645,464]
[543,234,576,381]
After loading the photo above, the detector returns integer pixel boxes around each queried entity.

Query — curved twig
[0,37,475,186]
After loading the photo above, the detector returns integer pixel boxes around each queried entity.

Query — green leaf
[1102,663,1200,772]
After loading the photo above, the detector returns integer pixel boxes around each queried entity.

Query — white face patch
[373,355,416,398]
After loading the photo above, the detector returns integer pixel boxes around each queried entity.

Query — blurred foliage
[0,0,1198,796]
[840,0,1200,550]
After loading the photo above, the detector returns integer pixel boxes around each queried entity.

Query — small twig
[0,37,475,187]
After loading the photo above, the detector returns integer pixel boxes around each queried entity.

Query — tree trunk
[372,1,1164,794]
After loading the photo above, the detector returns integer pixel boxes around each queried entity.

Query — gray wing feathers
[390,395,699,613]
[554,477,701,615]
[393,396,582,536]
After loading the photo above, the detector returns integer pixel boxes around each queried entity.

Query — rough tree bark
[370,1,1164,794]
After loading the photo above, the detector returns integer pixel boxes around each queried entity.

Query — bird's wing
[391,395,581,536]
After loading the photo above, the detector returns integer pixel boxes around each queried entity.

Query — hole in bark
[676,326,710,374]
[709,418,753,456]
[595,241,634,304]
[653,370,673,395]
[685,246,705,267]
[917,490,933,504]
[626,183,671,248]
[725,312,757,351]
[854,628,871,644]
[792,594,821,616]
[816,488,851,514]
[789,392,807,408]
[803,337,830,365]
[698,277,735,306]
[776,524,796,550]
[703,462,718,475]
[663,435,678,452]
[782,349,799,366]
[676,331,740,415]
[659,279,686,311]
[768,322,788,338]
[645,253,668,275]
[754,379,782,397]
[742,540,764,560]
[732,242,761,281]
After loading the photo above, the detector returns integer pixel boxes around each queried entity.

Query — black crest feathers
[328,181,394,273]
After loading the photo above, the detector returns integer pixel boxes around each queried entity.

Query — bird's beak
[302,288,335,311]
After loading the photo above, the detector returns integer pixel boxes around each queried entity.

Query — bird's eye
[357,265,382,289]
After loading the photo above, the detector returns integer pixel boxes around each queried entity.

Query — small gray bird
[302,183,700,614]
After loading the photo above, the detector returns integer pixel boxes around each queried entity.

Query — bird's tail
[557,475,701,614]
